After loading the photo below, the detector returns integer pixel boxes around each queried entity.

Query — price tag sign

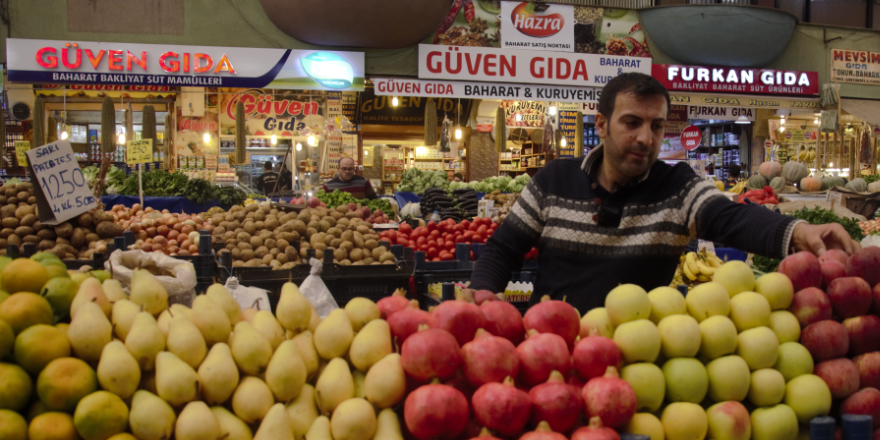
[14,141,30,167]
[127,139,153,165]
[826,190,842,204]
[697,239,716,255]
[26,140,97,224]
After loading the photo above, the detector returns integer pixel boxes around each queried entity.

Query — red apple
[845,315,880,356]
[847,247,880,287]
[801,320,849,362]
[789,287,833,327]
[855,352,880,390]
[820,249,850,266]
[873,283,880,316]
[842,387,880,430]
[814,358,860,400]
[827,277,873,319]
[821,260,847,289]
[778,251,822,291]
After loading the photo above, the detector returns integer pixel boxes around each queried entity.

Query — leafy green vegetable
[218,186,246,207]
[120,170,190,197]
[315,189,392,214]
[182,178,219,204]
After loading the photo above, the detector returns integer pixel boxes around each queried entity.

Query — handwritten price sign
[14,141,30,167]
[26,140,97,224]
[127,139,153,165]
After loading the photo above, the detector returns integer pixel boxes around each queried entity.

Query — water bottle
[429,211,441,222]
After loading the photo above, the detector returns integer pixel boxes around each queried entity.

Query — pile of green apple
[581,259,825,440]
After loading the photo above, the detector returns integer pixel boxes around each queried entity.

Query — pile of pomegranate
[108,204,215,256]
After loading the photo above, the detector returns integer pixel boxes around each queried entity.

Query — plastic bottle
[429,211,441,222]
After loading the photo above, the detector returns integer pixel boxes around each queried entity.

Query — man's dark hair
[729,165,741,178]
[453,173,463,180]
[597,72,671,118]
[264,161,273,171]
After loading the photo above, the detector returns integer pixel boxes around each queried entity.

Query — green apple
[580,307,614,339]
[773,342,814,382]
[648,286,687,324]
[736,326,779,370]
[613,319,661,364]
[729,292,771,332]
[706,355,750,402]
[784,374,832,424]
[706,401,751,440]
[69,272,90,286]
[699,315,738,360]
[605,284,651,327]
[685,282,730,322]
[768,311,801,343]
[658,314,701,358]
[748,368,785,407]
[750,404,798,440]
[755,272,794,310]
[712,260,755,298]
[624,413,664,440]
[662,358,708,404]
[661,402,707,440]
[621,362,665,413]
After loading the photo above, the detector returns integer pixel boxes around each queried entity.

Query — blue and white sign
[26,140,98,224]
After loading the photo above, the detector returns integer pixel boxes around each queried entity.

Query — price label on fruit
[26,139,97,224]
[127,139,153,165]
[14,141,30,167]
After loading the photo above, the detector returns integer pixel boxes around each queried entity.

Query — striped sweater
[471,145,801,313]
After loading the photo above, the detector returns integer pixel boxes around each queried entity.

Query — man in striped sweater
[470,73,859,313]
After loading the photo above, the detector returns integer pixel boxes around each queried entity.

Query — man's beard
[606,132,654,178]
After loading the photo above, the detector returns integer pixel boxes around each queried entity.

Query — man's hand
[791,222,861,256]
[459,288,505,304]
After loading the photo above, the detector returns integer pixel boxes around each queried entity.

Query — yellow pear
[349,319,392,372]
[305,416,333,440]
[129,390,176,440]
[232,376,274,424]
[286,384,318,440]
[313,309,354,360]
[102,279,127,303]
[97,340,141,400]
[254,403,294,440]
[230,321,273,376]
[276,282,311,333]
[192,296,231,347]
[292,330,319,379]
[157,310,172,337]
[198,343,239,405]
[374,409,404,440]
[315,357,354,416]
[170,304,194,320]
[72,391,129,440]
[330,398,377,440]
[125,311,166,371]
[353,370,366,398]
[344,298,380,332]
[242,307,257,323]
[167,315,207,369]
[308,303,320,332]
[155,351,198,407]
[266,340,307,402]
[205,284,243,325]
[211,406,253,440]
[252,310,285,350]
[130,269,168,316]
[176,401,221,440]
[111,299,140,341]
[364,353,405,409]
[70,277,111,319]
[67,301,112,363]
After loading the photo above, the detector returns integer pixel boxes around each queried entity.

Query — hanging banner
[687,105,756,122]
[653,64,819,96]
[503,100,547,128]
[7,38,365,91]
[831,49,880,86]
[36,84,175,98]
[218,88,325,138]
[372,77,600,103]
[669,92,820,110]
[359,84,471,126]
[501,2,575,53]
[557,111,578,158]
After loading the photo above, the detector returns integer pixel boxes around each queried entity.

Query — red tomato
[397,237,409,247]
[427,221,437,232]
[463,231,476,240]
[461,220,471,229]
[489,222,498,229]
[472,217,482,227]
[453,224,465,233]
[439,251,454,261]
[429,230,441,239]
[473,235,483,243]
[432,257,442,262]
[399,223,413,234]
[445,240,456,251]
[427,247,439,259]
[454,235,466,244]
[386,230,398,241]
[416,236,427,247]
[477,225,488,236]
[427,239,437,249]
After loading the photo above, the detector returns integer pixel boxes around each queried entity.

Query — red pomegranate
[518,421,569,440]
[469,427,503,440]
[404,383,470,440]
[430,300,488,346]
[472,377,532,437]
[570,417,620,440]
[474,290,499,305]
[461,329,520,387]
[480,300,525,345]
[567,373,586,389]
[524,295,581,348]
[581,366,637,429]
[573,332,623,381]
[388,300,431,344]
[517,330,571,386]
[401,325,462,381]
[377,288,409,319]
[443,370,477,404]
[529,370,583,433]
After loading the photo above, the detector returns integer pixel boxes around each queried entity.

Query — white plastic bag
[861,235,880,248]
[300,258,338,318]
[105,249,198,304]
[223,277,272,313]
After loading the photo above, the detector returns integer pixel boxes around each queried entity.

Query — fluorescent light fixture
[203,132,211,144]
[60,131,69,140]
[270,134,277,145]
[307,135,316,146]
[296,143,302,151]
[735,116,750,124]
[780,117,786,125]
[117,133,126,144]
[549,106,557,116]
[560,137,567,147]
[455,127,462,140]
[392,97,399,107]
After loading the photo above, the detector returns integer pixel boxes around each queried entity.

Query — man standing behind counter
[324,156,378,200]
[469,73,859,313]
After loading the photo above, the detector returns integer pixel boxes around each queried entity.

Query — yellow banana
[696,274,710,282]
[686,252,700,275]
[707,253,724,267]
[697,259,716,277]
[682,261,697,281]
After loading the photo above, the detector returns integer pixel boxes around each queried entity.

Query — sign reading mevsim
[831,49,880,86]
[6,39,365,91]
[653,64,819,96]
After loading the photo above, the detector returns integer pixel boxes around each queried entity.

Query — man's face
[338,159,356,181]
[595,92,668,179]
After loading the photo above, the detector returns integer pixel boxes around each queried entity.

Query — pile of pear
[0,263,407,440]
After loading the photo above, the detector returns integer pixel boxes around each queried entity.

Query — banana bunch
[727,180,746,195]
[798,147,816,162]
[682,249,724,282]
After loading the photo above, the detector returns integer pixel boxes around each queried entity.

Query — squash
[800,176,823,192]
[747,175,768,190]
[845,178,867,193]
[782,161,809,185]
[821,176,846,191]
[769,176,786,193]
[758,162,782,181]
[869,181,880,193]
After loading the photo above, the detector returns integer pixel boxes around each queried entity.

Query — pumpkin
[769,176,786,193]
[822,176,847,191]
[800,177,823,192]
[758,162,783,181]
[869,181,880,193]
[782,161,809,185]
[845,178,867,193]
[747,175,768,190]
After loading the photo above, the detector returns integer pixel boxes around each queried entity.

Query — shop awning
[669,92,820,110]
[841,99,880,126]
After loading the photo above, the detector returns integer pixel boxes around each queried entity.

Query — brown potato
[1,217,19,229]
[7,234,21,246]
[261,254,274,265]
[323,235,334,247]
[70,229,86,248]
[36,229,56,240]
[379,252,395,263]
[14,226,34,237]
[5,197,16,205]
[364,239,378,251]
[240,249,255,261]
[250,236,264,248]
[349,248,364,261]
[85,233,100,243]
[353,236,364,249]
[0,205,15,219]
[0,228,14,239]
[371,246,387,260]
[313,242,327,252]
[15,191,28,201]
[254,246,269,259]
[23,235,40,244]
[334,248,348,261]
[19,214,35,227]
[361,257,374,265]
[54,222,73,238]
[357,225,371,235]
[38,239,54,251]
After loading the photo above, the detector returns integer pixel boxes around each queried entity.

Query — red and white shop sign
[419,44,650,88]
[501,2,575,52]
[681,126,702,151]
[653,64,819,96]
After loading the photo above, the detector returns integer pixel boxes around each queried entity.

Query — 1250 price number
[40,169,86,201]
